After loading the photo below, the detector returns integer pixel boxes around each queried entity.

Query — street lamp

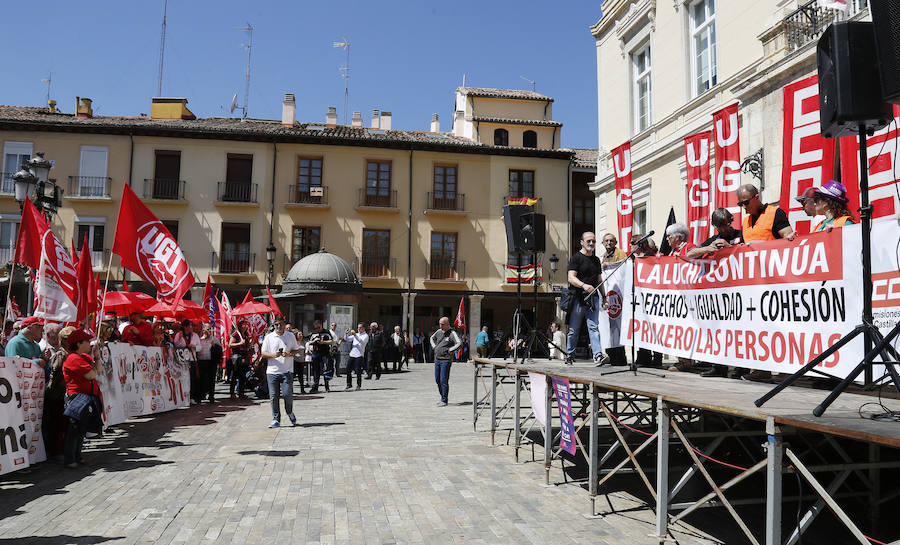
[266,242,276,285]
[13,152,61,219]
[548,253,560,284]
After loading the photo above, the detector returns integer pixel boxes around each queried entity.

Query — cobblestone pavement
[0,363,719,545]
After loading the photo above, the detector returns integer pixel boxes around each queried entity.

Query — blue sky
[1,1,603,148]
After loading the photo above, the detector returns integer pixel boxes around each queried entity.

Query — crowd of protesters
[560,181,856,382]
[0,305,470,465]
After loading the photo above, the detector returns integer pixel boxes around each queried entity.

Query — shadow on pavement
[236,450,300,457]
[0,535,123,545]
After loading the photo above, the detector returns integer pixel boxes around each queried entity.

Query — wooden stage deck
[473,357,900,449]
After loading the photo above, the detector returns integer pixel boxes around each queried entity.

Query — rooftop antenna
[157,0,168,96]
[333,39,350,125]
[41,72,52,104]
[233,23,253,118]
[462,74,467,88]
[520,75,536,92]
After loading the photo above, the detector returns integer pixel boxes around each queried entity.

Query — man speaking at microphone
[565,232,610,366]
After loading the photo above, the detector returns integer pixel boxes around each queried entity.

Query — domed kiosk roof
[280,249,361,294]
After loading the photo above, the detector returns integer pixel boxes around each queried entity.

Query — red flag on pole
[611,142,634,251]
[217,291,233,363]
[7,297,23,321]
[684,132,713,245]
[76,234,93,322]
[266,285,283,318]
[241,289,253,305]
[13,198,49,269]
[112,184,194,304]
[122,278,130,292]
[202,275,213,319]
[454,297,466,331]
[713,103,742,227]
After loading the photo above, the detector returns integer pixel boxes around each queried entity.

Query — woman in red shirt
[62,329,100,468]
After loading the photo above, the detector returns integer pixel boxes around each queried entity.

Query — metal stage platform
[471,357,900,545]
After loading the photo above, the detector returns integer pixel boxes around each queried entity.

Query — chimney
[371,109,380,128]
[326,106,338,127]
[380,111,392,130]
[76,97,93,118]
[454,110,465,137]
[351,111,363,127]
[48,100,57,113]
[150,97,196,120]
[430,113,440,133]
[281,93,296,126]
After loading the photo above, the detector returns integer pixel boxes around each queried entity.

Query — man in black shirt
[687,208,744,259]
[309,320,333,393]
[566,232,610,366]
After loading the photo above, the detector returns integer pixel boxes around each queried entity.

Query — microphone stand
[596,247,665,378]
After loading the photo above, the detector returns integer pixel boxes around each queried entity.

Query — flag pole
[4,263,15,323]
[97,250,116,322]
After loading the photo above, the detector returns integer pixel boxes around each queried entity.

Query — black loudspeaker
[521,212,546,253]
[503,204,530,253]
[869,0,900,104]
[817,22,892,138]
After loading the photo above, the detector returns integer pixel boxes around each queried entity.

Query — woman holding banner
[812,180,855,232]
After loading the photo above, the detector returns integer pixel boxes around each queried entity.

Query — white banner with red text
[596,220,900,380]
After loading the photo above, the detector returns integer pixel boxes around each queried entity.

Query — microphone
[632,230,655,246]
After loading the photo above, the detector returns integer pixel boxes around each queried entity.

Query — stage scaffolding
[472,359,900,545]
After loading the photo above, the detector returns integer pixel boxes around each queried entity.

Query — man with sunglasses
[736,184,794,243]
[687,208,744,259]
[565,232,610,366]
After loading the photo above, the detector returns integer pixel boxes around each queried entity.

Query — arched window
[522,130,537,148]
[494,128,509,146]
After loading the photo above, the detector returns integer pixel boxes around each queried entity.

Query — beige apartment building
[590,0,871,238]
[1,88,574,346]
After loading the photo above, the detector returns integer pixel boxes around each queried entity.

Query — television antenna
[41,72,52,105]
[520,75,536,92]
[156,0,168,96]
[333,39,350,125]
[232,23,253,118]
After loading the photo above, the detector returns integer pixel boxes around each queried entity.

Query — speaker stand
[755,123,900,415]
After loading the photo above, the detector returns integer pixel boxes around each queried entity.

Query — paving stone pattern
[0,364,719,545]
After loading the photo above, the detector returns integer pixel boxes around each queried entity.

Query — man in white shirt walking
[343,323,369,390]
[260,315,301,428]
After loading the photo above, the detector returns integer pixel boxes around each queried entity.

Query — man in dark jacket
[430,317,462,407]
[365,322,384,380]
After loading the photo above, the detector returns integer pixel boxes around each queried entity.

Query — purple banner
[551,377,576,455]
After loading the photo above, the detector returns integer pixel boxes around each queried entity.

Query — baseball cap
[794,187,817,203]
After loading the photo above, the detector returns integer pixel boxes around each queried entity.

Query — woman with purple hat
[812,180,856,232]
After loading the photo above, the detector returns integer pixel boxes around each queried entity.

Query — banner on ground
[551,377,576,455]
[597,220,900,381]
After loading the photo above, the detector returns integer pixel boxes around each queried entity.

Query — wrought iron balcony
[67,176,112,198]
[784,0,863,53]
[358,256,397,278]
[144,178,186,200]
[212,251,256,274]
[91,248,110,268]
[358,188,398,208]
[0,247,13,265]
[426,192,465,212]
[217,181,258,203]
[0,172,15,195]
[288,184,328,205]
[425,259,465,281]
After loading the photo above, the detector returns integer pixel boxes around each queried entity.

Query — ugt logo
[606,290,623,319]
[136,221,190,298]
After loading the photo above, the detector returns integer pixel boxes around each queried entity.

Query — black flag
[658,207,677,256]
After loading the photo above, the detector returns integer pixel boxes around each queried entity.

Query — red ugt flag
[713,103,742,227]
[684,132,712,245]
[266,285,284,318]
[112,184,194,304]
[611,142,634,251]
[454,297,466,331]
[13,198,50,269]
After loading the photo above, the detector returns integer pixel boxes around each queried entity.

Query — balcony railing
[1,172,14,195]
[503,195,542,213]
[67,176,111,198]
[0,247,13,264]
[288,184,328,205]
[426,259,465,281]
[217,181,258,203]
[358,256,397,278]
[426,192,465,212]
[784,0,864,53]
[144,178,186,200]
[358,188,398,208]
[212,251,256,274]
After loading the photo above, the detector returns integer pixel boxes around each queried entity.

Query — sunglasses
[737,196,755,207]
